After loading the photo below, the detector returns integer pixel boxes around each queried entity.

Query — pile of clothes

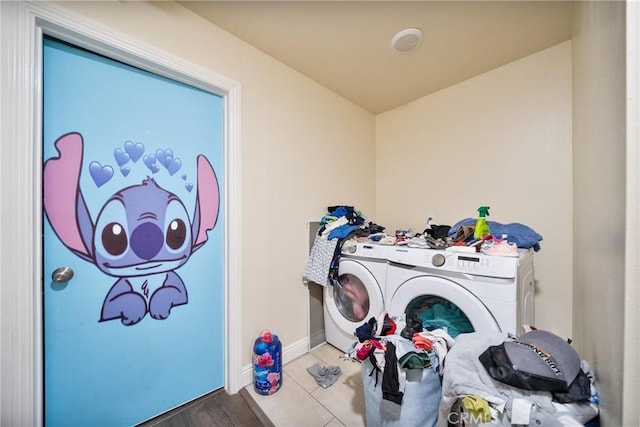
[349,312,600,426]
[351,312,455,427]
[385,219,543,255]
[448,218,544,252]
[439,329,599,426]
[303,205,385,286]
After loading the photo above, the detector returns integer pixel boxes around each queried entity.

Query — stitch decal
[43,132,220,326]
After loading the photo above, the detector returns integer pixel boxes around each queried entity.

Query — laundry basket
[361,336,441,427]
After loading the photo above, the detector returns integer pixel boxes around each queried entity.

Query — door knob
[51,267,74,283]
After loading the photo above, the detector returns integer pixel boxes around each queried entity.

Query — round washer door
[324,259,384,334]
[387,275,500,337]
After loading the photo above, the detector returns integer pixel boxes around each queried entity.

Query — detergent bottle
[473,206,491,239]
[253,330,282,395]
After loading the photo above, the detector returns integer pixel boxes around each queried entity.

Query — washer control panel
[387,246,520,279]
[438,253,517,278]
[342,242,392,260]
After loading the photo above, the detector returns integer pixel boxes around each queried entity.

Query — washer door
[387,275,500,337]
[325,259,384,333]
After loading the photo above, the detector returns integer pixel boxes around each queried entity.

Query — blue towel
[449,218,543,252]
[328,223,362,240]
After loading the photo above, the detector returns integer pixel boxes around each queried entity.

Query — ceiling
[178,1,574,114]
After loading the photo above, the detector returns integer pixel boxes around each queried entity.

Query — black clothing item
[551,369,591,403]
[367,350,382,387]
[424,224,451,239]
[382,342,403,405]
[479,344,590,402]
[479,343,566,392]
[400,314,423,340]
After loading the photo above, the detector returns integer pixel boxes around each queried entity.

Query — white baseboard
[240,336,310,388]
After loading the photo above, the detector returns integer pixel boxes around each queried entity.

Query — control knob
[432,253,446,267]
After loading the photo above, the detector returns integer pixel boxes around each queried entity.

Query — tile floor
[245,343,366,427]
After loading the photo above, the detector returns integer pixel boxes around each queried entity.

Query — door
[42,37,225,426]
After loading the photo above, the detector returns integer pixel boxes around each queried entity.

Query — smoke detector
[391,27,423,53]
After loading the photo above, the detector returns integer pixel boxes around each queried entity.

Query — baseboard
[309,328,326,350]
[240,336,310,387]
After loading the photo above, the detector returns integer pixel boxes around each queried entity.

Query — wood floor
[137,388,275,427]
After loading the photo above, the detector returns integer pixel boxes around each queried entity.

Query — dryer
[385,246,534,338]
[324,242,391,353]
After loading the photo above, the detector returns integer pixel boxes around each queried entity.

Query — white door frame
[0,2,243,425]
[624,1,640,423]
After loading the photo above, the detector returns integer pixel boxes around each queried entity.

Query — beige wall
[376,42,573,338]
[572,2,626,425]
[56,1,377,365]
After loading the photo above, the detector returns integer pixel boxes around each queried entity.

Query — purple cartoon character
[44,132,219,325]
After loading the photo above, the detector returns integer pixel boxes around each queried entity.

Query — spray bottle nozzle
[477,206,490,218]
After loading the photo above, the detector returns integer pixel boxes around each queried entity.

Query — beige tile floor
[245,343,366,427]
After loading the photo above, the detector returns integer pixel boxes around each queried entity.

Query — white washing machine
[324,242,392,353]
[385,246,534,338]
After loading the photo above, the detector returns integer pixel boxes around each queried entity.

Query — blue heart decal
[185,183,193,192]
[89,161,114,187]
[125,141,144,163]
[166,158,182,176]
[143,154,156,170]
[143,154,160,174]
[155,149,174,168]
[114,148,130,166]
[120,166,130,177]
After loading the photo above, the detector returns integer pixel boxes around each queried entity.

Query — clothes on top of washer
[449,218,543,251]
[303,206,364,286]
[305,205,387,288]
[319,205,368,239]
[303,233,339,286]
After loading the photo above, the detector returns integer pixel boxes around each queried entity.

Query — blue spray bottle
[474,206,491,239]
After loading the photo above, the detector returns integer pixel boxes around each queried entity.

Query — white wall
[572,2,626,425]
[376,42,574,338]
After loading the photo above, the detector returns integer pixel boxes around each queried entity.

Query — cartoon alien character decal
[44,132,220,326]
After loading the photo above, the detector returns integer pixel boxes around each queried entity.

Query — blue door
[42,37,225,426]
